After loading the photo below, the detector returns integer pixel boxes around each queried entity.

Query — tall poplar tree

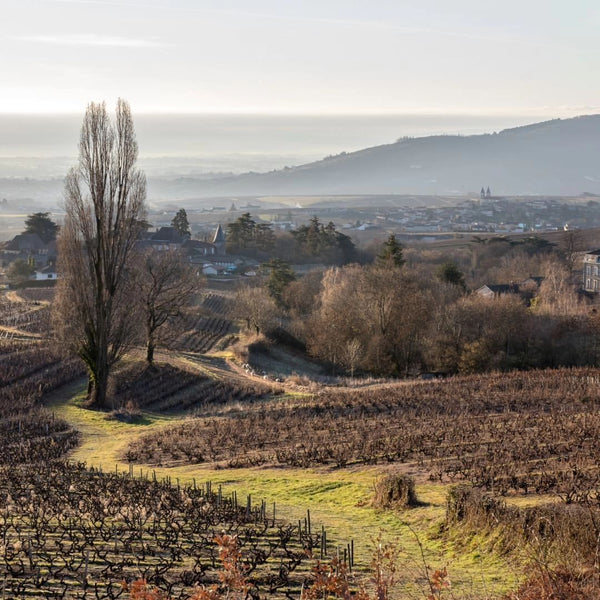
[56,100,147,408]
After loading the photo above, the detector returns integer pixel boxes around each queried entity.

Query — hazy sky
[3,0,600,115]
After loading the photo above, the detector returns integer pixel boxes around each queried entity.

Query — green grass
[49,380,521,598]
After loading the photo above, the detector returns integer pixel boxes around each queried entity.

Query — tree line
[235,235,598,378]
[226,213,357,264]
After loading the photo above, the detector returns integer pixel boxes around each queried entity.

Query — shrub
[373,473,418,509]
[503,566,597,600]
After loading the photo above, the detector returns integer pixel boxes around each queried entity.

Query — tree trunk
[91,361,109,408]
[89,329,110,409]
[146,337,155,365]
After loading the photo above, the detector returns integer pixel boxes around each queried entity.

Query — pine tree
[377,234,405,267]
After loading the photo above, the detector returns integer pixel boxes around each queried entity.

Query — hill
[186,115,600,197]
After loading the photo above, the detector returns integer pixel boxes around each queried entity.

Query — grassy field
[49,378,520,598]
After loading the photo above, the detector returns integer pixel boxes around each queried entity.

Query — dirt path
[5,291,24,303]
[46,378,177,470]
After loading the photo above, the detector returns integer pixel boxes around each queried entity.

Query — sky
[2,0,600,115]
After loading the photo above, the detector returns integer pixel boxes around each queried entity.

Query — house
[0,234,55,269]
[476,283,520,299]
[3,233,47,254]
[583,250,600,292]
[183,239,216,257]
[33,265,58,280]
[202,264,218,276]
[476,277,543,304]
[150,227,188,251]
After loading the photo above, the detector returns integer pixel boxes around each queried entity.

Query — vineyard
[126,368,600,499]
[168,315,234,354]
[0,287,346,599]
[13,288,55,303]
[0,291,83,465]
[112,361,275,414]
[0,338,85,412]
[200,294,232,316]
[0,462,322,599]
[163,294,236,354]
[0,293,51,337]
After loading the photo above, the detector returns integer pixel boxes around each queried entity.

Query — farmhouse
[140,225,225,258]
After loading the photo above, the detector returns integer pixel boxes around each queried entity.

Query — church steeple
[213,224,226,255]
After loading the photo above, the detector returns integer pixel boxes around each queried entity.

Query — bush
[504,566,598,600]
[373,473,418,509]
[446,484,600,567]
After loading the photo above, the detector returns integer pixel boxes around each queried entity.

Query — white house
[202,264,218,276]
[33,265,58,280]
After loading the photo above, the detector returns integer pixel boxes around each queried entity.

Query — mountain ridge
[185,114,600,197]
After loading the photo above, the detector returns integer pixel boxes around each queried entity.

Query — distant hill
[185,115,600,197]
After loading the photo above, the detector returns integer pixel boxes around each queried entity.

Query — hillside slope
[187,115,600,197]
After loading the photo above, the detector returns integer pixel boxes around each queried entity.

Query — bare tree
[343,338,362,378]
[133,249,201,365]
[561,228,584,274]
[305,263,432,376]
[55,100,147,408]
[233,285,279,336]
[537,258,583,316]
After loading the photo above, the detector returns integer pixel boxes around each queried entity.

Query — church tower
[213,224,226,256]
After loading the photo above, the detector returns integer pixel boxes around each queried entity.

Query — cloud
[14,33,168,48]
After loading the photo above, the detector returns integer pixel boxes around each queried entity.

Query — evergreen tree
[226,213,274,254]
[23,212,59,243]
[435,261,466,289]
[291,216,356,264]
[227,213,255,251]
[263,259,296,306]
[377,234,405,267]
[171,208,190,237]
